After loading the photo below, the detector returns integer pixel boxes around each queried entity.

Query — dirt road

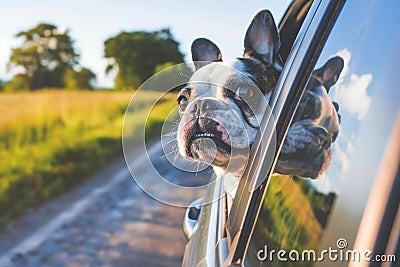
[0,143,211,267]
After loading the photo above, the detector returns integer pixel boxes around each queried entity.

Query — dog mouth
[189,133,231,156]
[276,125,332,179]
[183,118,231,166]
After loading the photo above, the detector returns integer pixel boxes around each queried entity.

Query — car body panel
[182,0,400,266]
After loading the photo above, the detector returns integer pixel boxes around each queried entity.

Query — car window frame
[224,0,346,265]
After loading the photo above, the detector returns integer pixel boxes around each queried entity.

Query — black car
[182,0,399,266]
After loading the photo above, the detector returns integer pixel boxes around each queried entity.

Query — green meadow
[0,88,335,261]
[255,175,336,266]
[0,90,177,226]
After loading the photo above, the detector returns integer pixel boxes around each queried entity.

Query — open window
[224,0,346,265]
[182,0,399,266]
[243,0,400,266]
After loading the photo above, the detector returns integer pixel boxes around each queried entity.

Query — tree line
[0,23,184,91]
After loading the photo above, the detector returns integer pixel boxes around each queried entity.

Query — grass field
[0,89,177,226]
[0,88,337,259]
[254,175,336,267]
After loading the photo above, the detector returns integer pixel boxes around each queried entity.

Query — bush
[63,67,96,90]
[4,74,30,91]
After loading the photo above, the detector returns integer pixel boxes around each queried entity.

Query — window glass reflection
[248,0,399,266]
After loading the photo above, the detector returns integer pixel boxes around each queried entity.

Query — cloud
[312,173,332,193]
[334,141,350,173]
[335,48,351,78]
[346,139,354,154]
[312,137,355,193]
[331,49,373,120]
[333,73,373,120]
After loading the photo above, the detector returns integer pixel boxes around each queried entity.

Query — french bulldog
[176,10,343,179]
[275,56,344,178]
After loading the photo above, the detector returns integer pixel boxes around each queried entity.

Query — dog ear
[313,56,344,92]
[244,10,282,70]
[191,38,222,70]
[332,101,341,126]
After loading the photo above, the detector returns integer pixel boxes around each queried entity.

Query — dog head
[176,9,343,180]
[275,56,344,179]
[176,10,281,176]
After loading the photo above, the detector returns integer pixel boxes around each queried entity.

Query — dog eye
[177,96,188,112]
[235,87,254,101]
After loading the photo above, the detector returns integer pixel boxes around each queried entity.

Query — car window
[247,1,400,266]
[279,0,313,62]
[224,0,346,264]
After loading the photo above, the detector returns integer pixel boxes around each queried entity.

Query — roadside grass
[255,175,336,266]
[0,90,177,226]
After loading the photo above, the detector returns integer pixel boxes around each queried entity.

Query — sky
[0,0,291,88]
[309,0,400,194]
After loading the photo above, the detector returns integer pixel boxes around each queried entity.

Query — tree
[4,74,30,91]
[7,23,89,90]
[104,28,184,89]
[63,67,96,90]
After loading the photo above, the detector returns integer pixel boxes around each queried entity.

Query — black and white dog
[176,10,343,179]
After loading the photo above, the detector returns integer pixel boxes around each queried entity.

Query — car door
[224,0,346,265]
[182,0,400,266]
[242,0,400,266]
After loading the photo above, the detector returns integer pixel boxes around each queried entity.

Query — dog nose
[191,99,220,116]
[309,126,332,149]
[200,99,219,113]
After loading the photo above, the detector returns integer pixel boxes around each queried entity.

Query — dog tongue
[196,138,217,164]
[191,138,229,167]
